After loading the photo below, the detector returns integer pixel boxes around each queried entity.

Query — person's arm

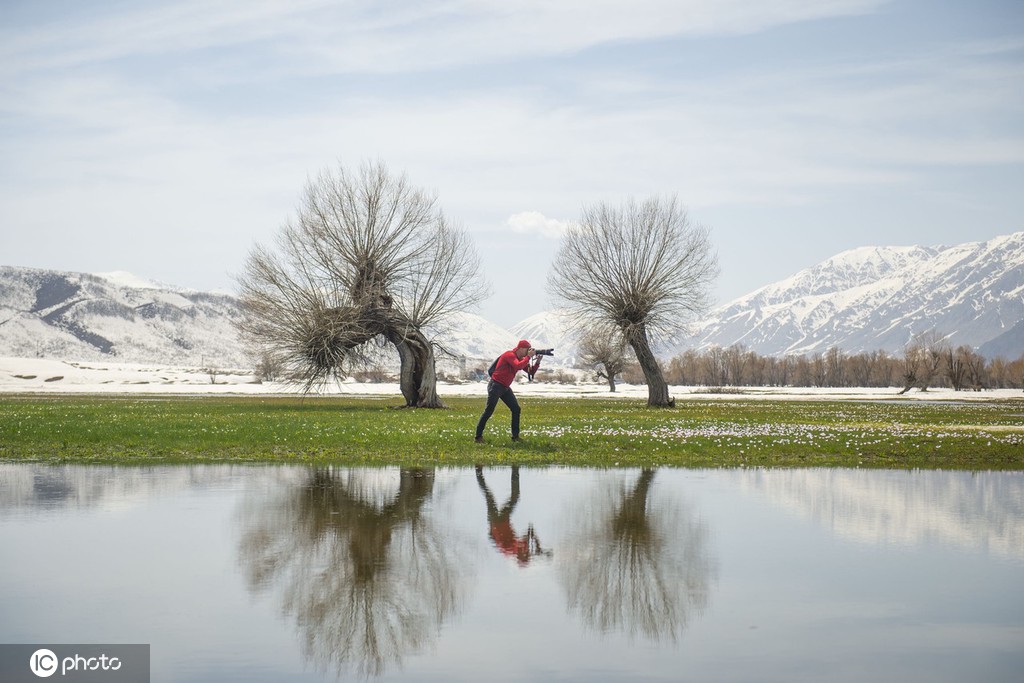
[510,354,532,371]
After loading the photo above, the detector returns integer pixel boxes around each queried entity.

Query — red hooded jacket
[490,349,532,387]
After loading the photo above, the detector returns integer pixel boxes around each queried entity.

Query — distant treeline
[259,340,1023,391]
[616,344,1024,391]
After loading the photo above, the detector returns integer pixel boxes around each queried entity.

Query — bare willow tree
[548,196,718,406]
[578,324,631,392]
[237,161,487,407]
[899,329,949,394]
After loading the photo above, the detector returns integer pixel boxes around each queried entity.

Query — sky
[1,0,1022,329]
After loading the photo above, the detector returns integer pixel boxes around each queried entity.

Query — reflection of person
[475,340,536,443]
[475,465,548,566]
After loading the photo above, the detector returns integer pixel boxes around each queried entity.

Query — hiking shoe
[474,437,484,443]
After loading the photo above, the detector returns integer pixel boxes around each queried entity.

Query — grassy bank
[1,394,1022,469]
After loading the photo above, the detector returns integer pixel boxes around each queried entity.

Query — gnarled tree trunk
[599,369,617,392]
[628,324,673,407]
[388,326,443,408]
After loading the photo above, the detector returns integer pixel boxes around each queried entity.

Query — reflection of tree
[237,467,468,678]
[475,465,550,566]
[558,468,716,643]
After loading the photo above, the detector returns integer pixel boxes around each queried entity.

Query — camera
[533,348,554,356]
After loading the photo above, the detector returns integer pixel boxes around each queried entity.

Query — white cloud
[1,0,1021,326]
[506,212,570,239]
[0,0,888,79]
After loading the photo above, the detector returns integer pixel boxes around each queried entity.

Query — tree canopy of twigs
[548,195,718,406]
[899,328,949,394]
[578,324,632,392]
[236,160,487,406]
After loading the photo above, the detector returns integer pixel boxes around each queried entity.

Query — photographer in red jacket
[475,340,536,443]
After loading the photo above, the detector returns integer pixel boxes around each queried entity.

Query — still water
[1,465,1022,682]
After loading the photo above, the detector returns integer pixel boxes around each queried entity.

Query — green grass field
[1,394,1022,469]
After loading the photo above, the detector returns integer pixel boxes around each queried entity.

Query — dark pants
[476,380,521,439]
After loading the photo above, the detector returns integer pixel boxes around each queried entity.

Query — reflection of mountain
[737,470,1024,559]
[236,467,470,678]
[0,464,240,513]
[558,469,717,643]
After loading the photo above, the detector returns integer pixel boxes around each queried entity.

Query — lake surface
[1,465,1022,682]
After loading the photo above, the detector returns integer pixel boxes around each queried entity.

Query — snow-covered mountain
[681,232,1024,358]
[510,310,583,366]
[0,265,522,372]
[0,266,248,367]
[3,232,1020,370]
[425,311,520,373]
